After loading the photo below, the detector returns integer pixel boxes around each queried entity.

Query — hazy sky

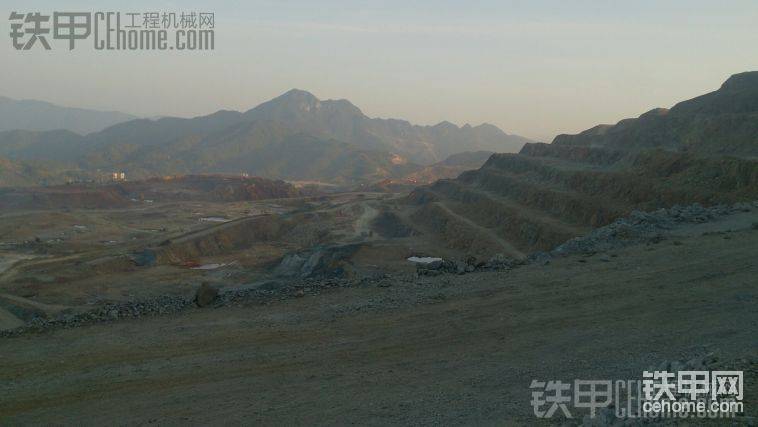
[3,0,758,141]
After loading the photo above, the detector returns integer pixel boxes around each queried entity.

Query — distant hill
[242,89,531,164]
[0,156,88,187]
[0,174,306,210]
[553,71,758,157]
[0,156,35,187]
[366,151,494,192]
[0,96,136,135]
[0,90,530,185]
[0,129,87,163]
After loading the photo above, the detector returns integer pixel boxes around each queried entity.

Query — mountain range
[0,90,531,186]
[366,150,495,192]
[0,96,136,135]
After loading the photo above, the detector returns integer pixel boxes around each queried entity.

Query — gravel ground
[1,204,756,425]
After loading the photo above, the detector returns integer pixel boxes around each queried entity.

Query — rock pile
[420,201,757,276]
[0,295,193,337]
[415,253,527,276]
[1,277,358,337]
[274,244,362,279]
[552,202,756,257]
[415,256,482,276]
[218,277,353,305]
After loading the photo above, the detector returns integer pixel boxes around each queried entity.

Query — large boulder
[131,249,157,267]
[195,282,218,307]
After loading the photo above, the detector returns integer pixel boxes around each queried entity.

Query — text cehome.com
[93,13,214,50]
[9,11,215,51]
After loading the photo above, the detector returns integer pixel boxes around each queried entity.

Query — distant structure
[111,172,126,181]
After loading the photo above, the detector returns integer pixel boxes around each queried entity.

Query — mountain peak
[279,88,319,102]
[669,70,758,116]
[243,89,321,117]
[472,123,507,136]
[245,89,366,119]
[475,123,501,131]
[322,98,364,116]
[271,89,321,110]
[720,71,758,92]
[638,107,669,119]
[433,120,458,130]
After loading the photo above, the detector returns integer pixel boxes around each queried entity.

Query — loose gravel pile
[551,201,756,257]
[0,278,359,337]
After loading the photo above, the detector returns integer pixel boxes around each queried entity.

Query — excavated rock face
[274,244,362,279]
[404,73,758,257]
[406,144,758,256]
[553,71,758,156]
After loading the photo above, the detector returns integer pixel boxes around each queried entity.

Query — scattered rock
[527,251,552,266]
[733,202,752,212]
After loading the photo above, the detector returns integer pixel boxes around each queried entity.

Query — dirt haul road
[1,220,757,425]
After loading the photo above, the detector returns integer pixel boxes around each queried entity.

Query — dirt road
[1,222,757,425]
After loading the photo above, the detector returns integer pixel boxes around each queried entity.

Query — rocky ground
[0,202,756,424]
[4,201,754,336]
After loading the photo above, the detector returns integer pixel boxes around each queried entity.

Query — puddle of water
[200,217,230,223]
[407,256,443,264]
[191,263,228,270]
